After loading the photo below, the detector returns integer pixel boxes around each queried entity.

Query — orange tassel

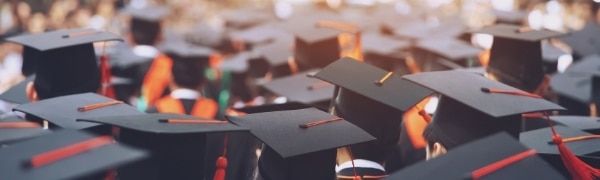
[99,45,115,98]
[213,133,229,180]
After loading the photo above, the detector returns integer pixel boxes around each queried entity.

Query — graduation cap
[13,93,143,131]
[261,70,334,110]
[542,42,570,74]
[0,129,148,180]
[361,32,410,71]
[230,23,293,48]
[415,38,482,62]
[0,113,51,146]
[122,6,170,45]
[0,75,35,104]
[551,55,600,115]
[233,102,311,114]
[225,108,375,180]
[250,40,296,78]
[221,8,274,29]
[78,113,248,180]
[546,116,600,134]
[5,28,123,100]
[313,57,433,163]
[219,52,256,102]
[393,17,468,40]
[493,10,526,25]
[403,70,564,149]
[520,125,600,178]
[558,22,600,59]
[475,24,564,93]
[293,26,342,70]
[386,132,566,180]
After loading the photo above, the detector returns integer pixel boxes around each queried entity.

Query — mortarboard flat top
[121,6,170,22]
[230,23,292,45]
[0,75,35,104]
[6,28,122,51]
[226,108,375,158]
[78,113,248,134]
[546,116,600,134]
[475,24,564,42]
[262,70,334,105]
[564,54,600,75]
[159,42,214,58]
[416,38,482,61]
[361,32,410,55]
[313,57,433,111]
[102,43,153,69]
[234,102,311,114]
[13,93,143,130]
[0,129,147,180]
[252,40,294,66]
[219,52,252,73]
[294,27,342,44]
[385,132,565,180]
[455,66,486,75]
[542,42,569,63]
[393,17,467,40]
[558,22,600,58]
[521,125,600,156]
[493,10,526,24]
[0,113,51,145]
[403,71,565,117]
[550,72,590,103]
[221,8,274,29]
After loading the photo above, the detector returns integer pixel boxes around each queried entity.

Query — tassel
[99,43,115,98]
[213,133,229,180]
[543,113,600,180]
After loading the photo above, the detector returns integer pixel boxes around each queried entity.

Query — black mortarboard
[552,55,600,115]
[493,10,526,25]
[547,116,600,134]
[385,132,566,180]
[230,23,292,47]
[0,75,35,104]
[415,38,482,61]
[78,113,248,180]
[122,6,170,45]
[558,22,600,59]
[403,70,565,149]
[161,43,212,89]
[520,125,600,177]
[0,129,148,180]
[6,28,123,100]
[313,57,433,163]
[476,24,564,93]
[542,42,570,74]
[234,102,311,114]
[221,8,274,29]
[361,32,410,71]
[262,70,333,110]
[293,26,342,70]
[13,93,143,131]
[393,18,467,40]
[225,108,375,180]
[0,113,51,146]
[219,52,255,102]
[250,40,295,78]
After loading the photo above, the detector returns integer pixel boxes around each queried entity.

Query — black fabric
[385,120,427,172]
[258,146,337,180]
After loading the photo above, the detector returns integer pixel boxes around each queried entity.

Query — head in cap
[402,71,564,159]
[123,6,169,46]
[313,57,432,172]
[225,108,374,180]
[476,24,564,95]
[5,28,122,101]
[160,43,211,91]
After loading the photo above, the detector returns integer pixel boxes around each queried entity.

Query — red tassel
[543,113,600,180]
[213,133,229,180]
[100,54,115,98]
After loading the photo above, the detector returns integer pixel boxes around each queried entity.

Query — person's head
[163,43,211,91]
[124,6,169,46]
[4,29,122,102]
[401,71,563,161]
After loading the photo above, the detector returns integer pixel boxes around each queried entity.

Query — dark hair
[423,123,458,150]
[130,19,160,46]
[169,54,207,89]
